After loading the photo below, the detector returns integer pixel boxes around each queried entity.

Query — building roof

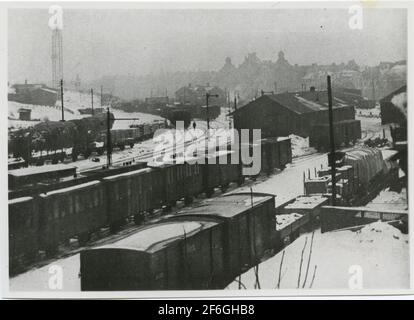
[380,85,407,103]
[233,90,351,115]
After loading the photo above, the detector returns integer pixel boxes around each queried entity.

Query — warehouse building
[233,87,356,138]
[8,82,58,106]
[175,83,226,106]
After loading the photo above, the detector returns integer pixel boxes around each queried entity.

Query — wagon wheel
[78,233,91,246]
[51,155,59,164]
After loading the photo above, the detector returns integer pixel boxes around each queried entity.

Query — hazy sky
[8,8,407,84]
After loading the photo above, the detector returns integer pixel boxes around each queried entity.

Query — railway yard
[7,98,409,292]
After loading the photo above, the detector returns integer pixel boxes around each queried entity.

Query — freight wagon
[242,137,292,176]
[309,119,361,151]
[9,196,40,272]
[165,193,276,283]
[8,139,292,274]
[80,220,224,290]
[80,192,276,290]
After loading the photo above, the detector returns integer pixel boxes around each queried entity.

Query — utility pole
[106,108,112,167]
[60,79,64,121]
[100,85,103,107]
[206,92,219,133]
[327,75,336,205]
[91,89,94,115]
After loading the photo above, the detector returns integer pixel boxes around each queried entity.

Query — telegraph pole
[101,85,103,107]
[91,89,94,115]
[206,93,219,132]
[327,75,336,205]
[60,79,64,121]
[106,108,112,167]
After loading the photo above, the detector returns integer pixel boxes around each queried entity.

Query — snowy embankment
[227,221,409,290]
[8,90,164,130]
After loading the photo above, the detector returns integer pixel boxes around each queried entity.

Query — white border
[1,0,413,299]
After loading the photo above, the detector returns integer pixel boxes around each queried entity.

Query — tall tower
[51,28,63,90]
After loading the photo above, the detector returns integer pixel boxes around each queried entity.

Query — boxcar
[102,168,154,228]
[277,137,292,168]
[9,196,39,273]
[80,220,224,290]
[39,180,105,253]
[201,150,241,195]
[167,192,275,284]
[9,164,77,190]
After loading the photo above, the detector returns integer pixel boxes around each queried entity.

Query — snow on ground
[356,111,392,142]
[366,187,408,211]
[227,221,409,290]
[229,153,328,206]
[8,101,83,129]
[8,90,164,130]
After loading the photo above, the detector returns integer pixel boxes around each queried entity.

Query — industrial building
[232,87,357,138]
[8,82,58,106]
[175,83,226,106]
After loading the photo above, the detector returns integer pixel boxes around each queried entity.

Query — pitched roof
[233,91,351,115]
[379,85,407,103]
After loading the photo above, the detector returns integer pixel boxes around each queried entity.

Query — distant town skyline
[8,7,407,84]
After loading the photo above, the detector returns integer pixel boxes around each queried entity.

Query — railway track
[79,119,230,173]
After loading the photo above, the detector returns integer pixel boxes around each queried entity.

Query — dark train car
[278,137,292,168]
[242,137,292,175]
[201,150,241,196]
[144,160,204,209]
[167,192,276,284]
[80,220,224,290]
[102,167,153,228]
[260,137,292,173]
[310,119,361,151]
[39,180,106,254]
[9,196,40,273]
[9,164,77,190]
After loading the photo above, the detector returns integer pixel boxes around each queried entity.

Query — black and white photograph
[1,1,412,298]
